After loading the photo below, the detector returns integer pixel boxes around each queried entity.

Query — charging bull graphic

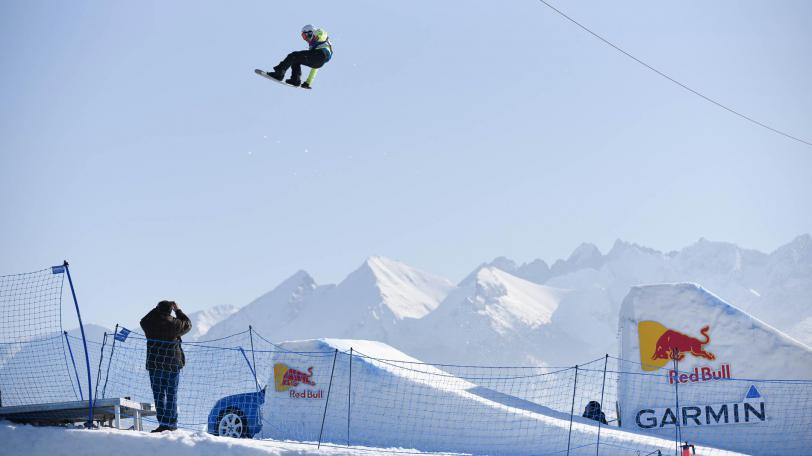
[652,325,715,362]
[638,321,716,371]
[273,363,316,392]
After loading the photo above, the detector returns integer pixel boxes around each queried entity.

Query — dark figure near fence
[582,400,608,425]
[140,300,192,432]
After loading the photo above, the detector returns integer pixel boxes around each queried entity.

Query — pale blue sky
[2,0,810,328]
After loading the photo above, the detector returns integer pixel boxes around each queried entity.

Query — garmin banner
[634,385,766,429]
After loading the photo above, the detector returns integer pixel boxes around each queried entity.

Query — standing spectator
[140,300,192,432]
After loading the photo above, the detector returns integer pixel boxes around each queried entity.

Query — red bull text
[669,364,732,384]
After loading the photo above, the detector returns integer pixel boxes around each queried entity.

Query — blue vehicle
[207,387,266,438]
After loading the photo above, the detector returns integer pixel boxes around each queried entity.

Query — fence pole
[63,261,94,426]
[249,326,260,392]
[673,355,681,456]
[567,365,579,456]
[318,349,339,449]
[101,324,119,399]
[93,333,108,401]
[238,347,260,394]
[63,331,84,400]
[347,347,353,447]
[596,354,608,455]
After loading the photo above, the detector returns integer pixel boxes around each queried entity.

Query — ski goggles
[302,31,313,41]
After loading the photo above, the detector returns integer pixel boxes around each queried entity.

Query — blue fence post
[238,347,260,390]
[63,331,84,400]
[249,326,260,393]
[63,261,94,426]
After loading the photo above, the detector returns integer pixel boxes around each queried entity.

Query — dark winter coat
[582,401,608,425]
[140,307,192,372]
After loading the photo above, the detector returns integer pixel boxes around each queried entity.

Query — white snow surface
[255,338,742,455]
[0,422,456,456]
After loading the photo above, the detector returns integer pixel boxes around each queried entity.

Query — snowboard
[254,69,309,89]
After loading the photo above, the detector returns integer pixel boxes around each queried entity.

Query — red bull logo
[651,325,715,362]
[638,321,720,373]
[274,363,316,392]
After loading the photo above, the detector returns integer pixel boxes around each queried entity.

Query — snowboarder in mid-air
[257,24,332,89]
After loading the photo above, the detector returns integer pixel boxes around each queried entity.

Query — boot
[265,70,284,81]
[300,82,311,90]
[151,425,169,433]
[285,77,301,87]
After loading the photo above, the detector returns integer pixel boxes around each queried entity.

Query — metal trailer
[0,397,155,431]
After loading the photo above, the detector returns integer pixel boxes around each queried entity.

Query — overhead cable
[537,0,812,147]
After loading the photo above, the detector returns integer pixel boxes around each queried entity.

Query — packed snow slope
[256,338,742,455]
[618,283,812,455]
[196,235,812,365]
[0,422,460,456]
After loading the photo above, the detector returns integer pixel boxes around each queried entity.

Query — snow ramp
[257,339,741,455]
[618,283,812,455]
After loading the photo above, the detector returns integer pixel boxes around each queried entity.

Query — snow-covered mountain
[204,256,455,345]
[541,235,812,347]
[199,235,812,366]
[400,267,572,365]
[203,270,325,341]
[185,304,239,340]
[67,323,109,343]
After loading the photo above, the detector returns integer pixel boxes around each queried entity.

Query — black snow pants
[273,49,328,81]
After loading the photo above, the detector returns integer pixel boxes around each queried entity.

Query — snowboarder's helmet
[301,24,316,41]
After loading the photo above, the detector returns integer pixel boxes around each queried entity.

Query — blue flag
[114,327,131,342]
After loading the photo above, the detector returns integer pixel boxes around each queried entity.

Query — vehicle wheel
[217,408,247,438]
